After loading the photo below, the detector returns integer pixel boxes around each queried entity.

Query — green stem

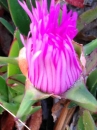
[0,56,18,65]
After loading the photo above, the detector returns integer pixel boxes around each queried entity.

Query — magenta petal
[19,0,82,95]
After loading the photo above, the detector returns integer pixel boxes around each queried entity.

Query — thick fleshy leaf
[77,6,97,32]
[6,74,25,95]
[86,69,97,97]
[13,94,24,103]
[0,99,19,115]
[86,48,97,75]
[0,76,8,100]
[8,39,21,77]
[83,110,97,130]
[77,116,84,130]
[0,64,7,75]
[0,18,14,35]
[0,0,8,11]
[14,30,23,49]
[77,110,97,130]
[8,0,30,35]
[86,69,97,90]
[8,87,18,101]
[64,80,97,112]
[84,39,97,56]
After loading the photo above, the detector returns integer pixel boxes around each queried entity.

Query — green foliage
[77,111,97,130]
[14,30,23,49]
[7,74,25,95]
[77,6,97,32]
[1,0,97,127]
[77,116,84,130]
[0,64,7,75]
[68,101,77,108]
[16,90,41,121]
[8,0,30,35]
[0,0,8,11]
[84,39,97,56]
[87,69,97,97]
[85,48,97,75]
[0,18,14,35]
[8,39,21,77]
[65,81,97,112]
[0,76,8,101]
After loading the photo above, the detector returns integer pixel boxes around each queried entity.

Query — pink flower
[18,0,82,94]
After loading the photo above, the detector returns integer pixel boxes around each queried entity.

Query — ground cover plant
[0,0,97,130]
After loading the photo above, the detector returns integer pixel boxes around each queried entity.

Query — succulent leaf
[64,80,97,112]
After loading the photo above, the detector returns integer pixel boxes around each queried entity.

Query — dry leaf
[0,112,15,130]
[54,101,76,130]
[52,99,66,122]
[66,0,84,8]
[26,102,42,130]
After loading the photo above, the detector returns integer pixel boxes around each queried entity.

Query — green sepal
[64,80,97,112]
[16,89,40,119]
[16,79,52,120]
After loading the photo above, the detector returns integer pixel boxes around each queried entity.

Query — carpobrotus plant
[0,0,97,129]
